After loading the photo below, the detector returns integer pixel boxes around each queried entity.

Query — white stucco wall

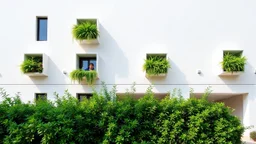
[1,0,256,136]
[219,95,244,122]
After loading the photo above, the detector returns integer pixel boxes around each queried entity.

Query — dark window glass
[79,57,96,70]
[35,93,47,100]
[37,17,47,41]
[77,93,92,102]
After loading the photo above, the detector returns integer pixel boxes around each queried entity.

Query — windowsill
[25,72,48,77]
[79,38,99,45]
[146,73,167,77]
[219,71,243,76]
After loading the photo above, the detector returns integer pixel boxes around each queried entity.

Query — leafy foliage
[20,56,43,73]
[221,52,246,72]
[70,69,97,85]
[0,86,244,144]
[250,131,256,141]
[72,22,99,40]
[143,55,171,76]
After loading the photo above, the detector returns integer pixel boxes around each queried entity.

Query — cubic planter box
[220,50,246,77]
[143,53,170,78]
[219,71,243,76]
[146,73,167,77]
[21,53,48,77]
[73,19,100,45]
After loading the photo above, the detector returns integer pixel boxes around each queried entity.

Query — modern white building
[0,0,256,139]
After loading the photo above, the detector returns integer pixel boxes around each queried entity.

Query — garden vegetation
[0,84,244,144]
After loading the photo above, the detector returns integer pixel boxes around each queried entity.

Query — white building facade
[0,0,256,138]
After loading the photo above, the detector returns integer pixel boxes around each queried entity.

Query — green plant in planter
[72,22,99,41]
[250,131,256,141]
[70,69,97,85]
[20,56,43,73]
[221,53,246,73]
[143,55,171,76]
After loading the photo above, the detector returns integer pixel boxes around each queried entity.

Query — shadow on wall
[220,62,255,84]
[78,23,129,92]
[96,24,129,84]
[148,59,189,95]
[30,57,67,98]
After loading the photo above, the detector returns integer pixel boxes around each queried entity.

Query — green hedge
[0,86,244,144]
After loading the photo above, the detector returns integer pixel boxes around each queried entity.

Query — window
[35,93,47,100]
[37,17,48,41]
[77,93,92,102]
[77,54,97,71]
[79,57,97,70]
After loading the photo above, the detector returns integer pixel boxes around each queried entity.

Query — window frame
[35,93,47,100]
[37,17,48,41]
[77,93,93,102]
[79,57,97,70]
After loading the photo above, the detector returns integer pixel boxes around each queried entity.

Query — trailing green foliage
[20,56,43,73]
[72,22,99,40]
[221,52,246,72]
[250,131,256,141]
[143,55,171,76]
[70,69,97,85]
[0,86,244,144]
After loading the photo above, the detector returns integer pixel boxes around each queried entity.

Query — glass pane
[38,18,47,41]
[82,60,89,70]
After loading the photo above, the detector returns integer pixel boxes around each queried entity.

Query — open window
[77,54,98,72]
[35,93,47,101]
[143,53,170,77]
[219,50,246,76]
[72,18,99,45]
[77,93,93,102]
[69,54,98,85]
[21,53,48,77]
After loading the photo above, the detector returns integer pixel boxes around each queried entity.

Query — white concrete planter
[219,71,243,76]
[23,53,48,77]
[79,38,99,45]
[146,73,167,77]
[25,72,48,77]
[76,18,100,45]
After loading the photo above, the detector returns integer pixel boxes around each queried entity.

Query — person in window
[85,63,95,71]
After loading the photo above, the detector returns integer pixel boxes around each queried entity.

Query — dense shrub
[143,55,171,76]
[0,86,244,144]
[70,69,98,85]
[221,52,246,72]
[20,56,43,73]
[72,22,99,40]
[250,131,256,141]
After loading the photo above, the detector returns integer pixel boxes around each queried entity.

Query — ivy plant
[70,69,97,85]
[221,52,246,73]
[72,21,99,41]
[20,56,43,73]
[143,55,171,76]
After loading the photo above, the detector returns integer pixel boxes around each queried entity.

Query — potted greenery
[220,52,246,76]
[250,131,256,141]
[72,20,99,45]
[70,69,98,85]
[143,55,171,77]
[20,56,45,76]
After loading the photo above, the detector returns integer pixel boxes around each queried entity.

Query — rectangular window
[35,93,47,100]
[37,17,48,41]
[79,57,97,71]
[77,93,92,102]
